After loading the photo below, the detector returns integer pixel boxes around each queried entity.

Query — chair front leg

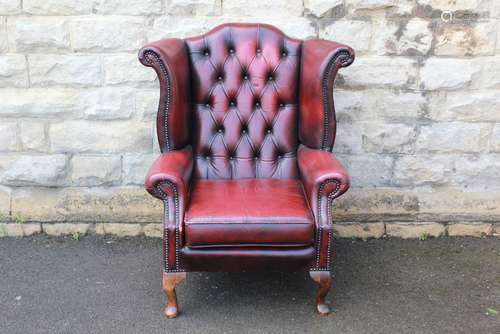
[309,179,340,315]
[162,272,187,318]
[155,180,187,318]
[309,271,333,315]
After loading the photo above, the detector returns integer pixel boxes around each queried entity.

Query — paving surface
[0,235,499,334]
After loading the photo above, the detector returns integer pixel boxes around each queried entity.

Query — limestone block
[0,154,67,186]
[0,0,21,15]
[341,56,417,88]
[103,54,156,86]
[335,154,394,187]
[416,122,489,153]
[29,54,102,87]
[0,88,81,117]
[222,0,303,17]
[81,88,135,120]
[70,155,121,186]
[23,0,93,15]
[43,223,91,236]
[333,222,385,239]
[143,223,162,238]
[122,154,157,185]
[305,0,344,17]
[19,122,46,151]
[362,123,417,154]
[70,16,146,52]
[420,58,481,90]
[8,17,70,52]
[11,187,163,223]
[434,22,496,56]
[167,0,222,16]
[393,154,454,186]
[50,121,152,153]
[448,222,493,237]
[95,0,162,15]
[321,19,372,53]
[386,222,445,239]
[0,54,28,87]
[0,122,18,152]
[372,18,432,56]
[95,223,142,236]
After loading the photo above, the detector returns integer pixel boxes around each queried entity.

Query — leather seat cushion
[185,179,314,247]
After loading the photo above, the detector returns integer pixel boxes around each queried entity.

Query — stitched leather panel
[181,246,315,272]
[185,23,301,179]
[138,39,192,152]
[297,145,350,270]
[185,179,314,247]
[299,39,354,151]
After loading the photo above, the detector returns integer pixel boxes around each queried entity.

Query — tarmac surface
[1,235,499,334]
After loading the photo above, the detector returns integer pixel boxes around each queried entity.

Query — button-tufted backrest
[185,23,302,180]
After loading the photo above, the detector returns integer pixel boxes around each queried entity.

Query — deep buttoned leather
[185,23,302,179]
[185,179,314,247]
[140,23,354,273]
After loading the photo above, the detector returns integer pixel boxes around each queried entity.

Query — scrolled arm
[139,38,192,152]
[145,146,193,199]
[145,146,193,272]
[299,39,355,151]
[298,145,349,271]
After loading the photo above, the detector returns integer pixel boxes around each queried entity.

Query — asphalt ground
[1,235,499,334]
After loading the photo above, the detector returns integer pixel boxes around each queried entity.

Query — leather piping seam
[142,50,172,152]
[312,179,341,271]
[321,49,354,151]
[154,181,184,273]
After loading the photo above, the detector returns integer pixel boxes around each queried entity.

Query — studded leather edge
[321,49,355,152]
[311,179,341,272]
[139,49,173,153]
[153,181,184,273]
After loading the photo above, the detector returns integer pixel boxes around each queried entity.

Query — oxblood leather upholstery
[185,25,301,179]
[139,23,354,274]
[300,39,354,150]
[185,179,314,247]
[297,145,350,270]
[139,39,192,152]
[145,146,193,271]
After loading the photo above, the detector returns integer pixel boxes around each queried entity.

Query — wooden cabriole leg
[162,272,187,318]
[309,271,333,316]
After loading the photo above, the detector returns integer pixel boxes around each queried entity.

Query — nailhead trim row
[312,179,341,271]
[142,50,172,152]
[321,49,355,151]
[154,181,183,273]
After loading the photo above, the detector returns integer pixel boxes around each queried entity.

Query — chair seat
[185,179,315,248]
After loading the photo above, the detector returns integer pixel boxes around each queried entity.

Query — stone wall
[0,0,499,238]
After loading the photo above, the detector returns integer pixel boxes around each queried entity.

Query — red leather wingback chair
[139,23,354,318]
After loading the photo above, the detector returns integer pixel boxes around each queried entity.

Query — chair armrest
[298,145,349,222]
[298,145,349,271]
[145,146,193,272]
[145,146,194,201]
[299,39,355,151]
[138,38,192,152]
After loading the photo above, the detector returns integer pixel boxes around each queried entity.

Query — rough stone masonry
[0,0,499,238]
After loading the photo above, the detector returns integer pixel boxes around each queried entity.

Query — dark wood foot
[309,271,333,316]
[162,272,186,318]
